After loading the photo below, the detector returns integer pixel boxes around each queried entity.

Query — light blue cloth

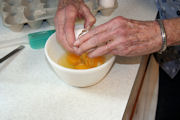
[156,0,180,19]
[155,0,180,78]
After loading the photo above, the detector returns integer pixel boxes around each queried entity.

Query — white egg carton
[0,0,117,32]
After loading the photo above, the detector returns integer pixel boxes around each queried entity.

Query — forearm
[163,18,180,46]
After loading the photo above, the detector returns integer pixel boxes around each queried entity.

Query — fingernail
[73,46,78,51]
[74,40,80,46]
[87,48,95,53]
[88,53,94,58]
[86,25,90,30]
[73,47,81,55]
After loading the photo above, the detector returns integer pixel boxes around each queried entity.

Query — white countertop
[0,0,157,120]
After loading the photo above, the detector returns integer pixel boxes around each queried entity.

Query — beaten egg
[58,52,105,69]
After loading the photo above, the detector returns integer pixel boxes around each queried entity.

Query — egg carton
[0,0,118,32]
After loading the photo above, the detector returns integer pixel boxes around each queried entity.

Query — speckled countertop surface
[0,0,157,120]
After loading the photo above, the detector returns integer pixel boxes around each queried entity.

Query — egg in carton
[0,0,118,32]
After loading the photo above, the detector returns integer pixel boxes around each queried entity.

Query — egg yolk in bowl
[58,52,105,69]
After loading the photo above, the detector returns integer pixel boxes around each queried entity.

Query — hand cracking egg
[58,26,105,70]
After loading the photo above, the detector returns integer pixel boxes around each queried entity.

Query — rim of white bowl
[45,33,116,73]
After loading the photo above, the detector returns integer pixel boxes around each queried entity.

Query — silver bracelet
[156,19,167,54]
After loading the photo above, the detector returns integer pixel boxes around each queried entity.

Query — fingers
[55,8,74,52]
[80,3,96,29]
[55,4,78,53]
[88,40,119,58]
[74,23,109,46]
[74,16,124,47]
[75,31,114,55]
[54,1,96,54]
[56,33,75,52]
[65,5,78,48]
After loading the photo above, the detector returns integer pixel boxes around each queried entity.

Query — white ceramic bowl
[45,33,115,87]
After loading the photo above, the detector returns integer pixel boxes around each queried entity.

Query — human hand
[54,0,96,53]
[74,16,162,57]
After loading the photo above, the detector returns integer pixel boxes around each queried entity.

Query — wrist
[58,0,84,9]
[163,19,179,46]
[156,19,167,53]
